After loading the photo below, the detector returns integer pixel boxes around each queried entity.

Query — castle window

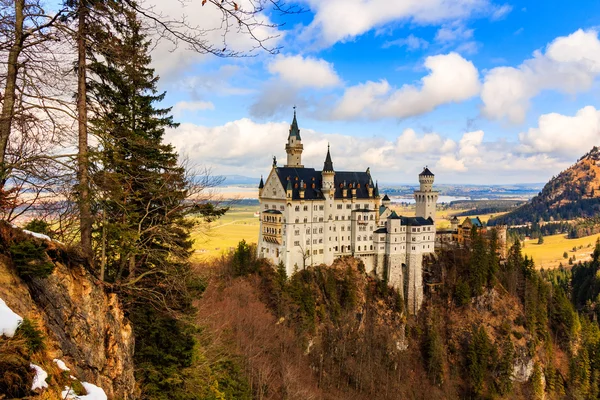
[358,236,361,241]
[355,204,360,209]
[342,215,345,220]
[319,249,324,254]
[303,206,308,211]
[364,204,368,209]
[319,217,323,222]
[313,228,317,234]
[335,216,339,220]
[306,239,310,245]
[313,250,318,255]
[306,229,310,234]
[295,230,300,235]
[319,205,324,210]
[295,218,299,223]
[335,246,338,251]
[370,245,373,250]
[295,206,300,211]
[280,206,284,211]
[264,204,268,209]
[304,218,308,223]
[337,204,343,209]
[319,228,323,233]
[319,239,323,243]
[313,239,317,244]
[346,204,351,209]
[358,246,361,251]
[358,215,362,221]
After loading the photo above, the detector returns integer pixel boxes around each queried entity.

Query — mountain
[490,146,600,226]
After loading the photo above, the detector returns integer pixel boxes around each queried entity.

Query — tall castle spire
[323,144,334,172]
[285,107,304,167]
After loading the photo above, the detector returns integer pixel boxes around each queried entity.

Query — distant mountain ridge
[490,146,600,225]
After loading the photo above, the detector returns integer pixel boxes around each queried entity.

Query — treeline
[450,199,524,216]
[509,221,571,239]
[214,229,600,399]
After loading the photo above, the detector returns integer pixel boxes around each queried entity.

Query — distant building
[257,111,436,314]
[435,215,507,259]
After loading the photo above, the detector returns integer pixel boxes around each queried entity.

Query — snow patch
[22,229,52,241]
[62,382,107,400]
[30,363,49,391]
[0,297,23,337]
[53,358,71,371]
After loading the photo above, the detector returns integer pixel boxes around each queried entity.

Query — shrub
[23,219,53,238]
[0,337,33,398]
[15,318,45,354]
[9,240,54,279]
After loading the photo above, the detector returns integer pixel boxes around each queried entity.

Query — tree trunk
[0,0,25,184]
[77,0,93,265]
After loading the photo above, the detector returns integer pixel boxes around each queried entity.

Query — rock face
[28,262,136,399]
[0,226,136,399]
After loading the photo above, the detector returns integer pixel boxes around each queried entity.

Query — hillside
[190,237,600,399]
[491,146,600,225]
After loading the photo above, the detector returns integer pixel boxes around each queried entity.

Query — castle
[257,111,437,314]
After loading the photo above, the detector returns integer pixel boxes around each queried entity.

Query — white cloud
[302,0,499,46]
[383,34,429,50]
[490,4,512,20]
[481,29,600,123]
[435,23,473,43]
[172,101,214,116]
[163,116,581,184]
[518,106,600,158]
[331,52,480,119]
[267,55,341,88]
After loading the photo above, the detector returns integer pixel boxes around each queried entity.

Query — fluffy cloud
[164,116,575,184]
[172,101,214,116]
[302,0,506,46]
[481,29,600,123]
[331,52,480,119]
[267,55,341,88]
[518,106,600,158]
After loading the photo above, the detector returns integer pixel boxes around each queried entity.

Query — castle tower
[258,175,264,198]
[285,109,303,167]
[322,145,335,265]
[414,167,438,221]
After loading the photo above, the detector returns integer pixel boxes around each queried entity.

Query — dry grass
[522,232,600,269]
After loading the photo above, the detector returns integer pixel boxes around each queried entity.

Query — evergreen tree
[88,5,196,302]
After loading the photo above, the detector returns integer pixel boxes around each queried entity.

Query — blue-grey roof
[419,167,434,176]
[275,167,373,200]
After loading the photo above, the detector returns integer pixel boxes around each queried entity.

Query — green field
[522,232,600,269]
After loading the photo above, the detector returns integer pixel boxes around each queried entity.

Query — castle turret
[285,109,303,167]
[414,167,438,221]
[382,194,391,207]
[258,175,264,198]
[450,216,459,231]
[322,144,335,194]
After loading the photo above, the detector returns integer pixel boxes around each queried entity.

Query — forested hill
[490,146,600,225]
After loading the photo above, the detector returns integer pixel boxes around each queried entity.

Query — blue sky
[140,0,600,184]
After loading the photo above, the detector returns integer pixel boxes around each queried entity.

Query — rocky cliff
[0,221,136,399]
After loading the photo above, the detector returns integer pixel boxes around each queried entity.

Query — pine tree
[88,4,195,307]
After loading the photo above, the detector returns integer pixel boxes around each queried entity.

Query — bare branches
[125,0,302,57]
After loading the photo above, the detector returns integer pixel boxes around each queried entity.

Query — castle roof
[323,145,334,172]
[274,167,373,200]
[288,110,301,140]
[258,176,264,189]
[382,194,390,201]
[389,215,434,226]
[419,167,434,176]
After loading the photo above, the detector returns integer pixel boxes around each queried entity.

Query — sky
[140,0,600,184]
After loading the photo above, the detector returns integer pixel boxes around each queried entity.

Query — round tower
[414,167,438,221]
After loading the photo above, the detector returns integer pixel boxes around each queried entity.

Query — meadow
[522,232,600,269]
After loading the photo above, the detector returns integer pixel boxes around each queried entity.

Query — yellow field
[522,233,600,269]
[190,206,260,261]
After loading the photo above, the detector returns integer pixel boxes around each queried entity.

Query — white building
[257,112,437,314]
